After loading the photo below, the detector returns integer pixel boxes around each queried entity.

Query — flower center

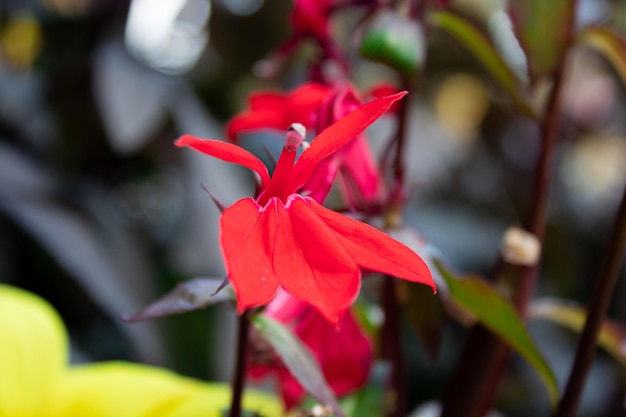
[257,123,308,206]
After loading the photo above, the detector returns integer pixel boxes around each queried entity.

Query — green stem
[229,310,251,417]
[553,183,626,417]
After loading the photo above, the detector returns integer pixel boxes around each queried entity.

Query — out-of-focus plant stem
[553,183,626,417]
[440,3,578,416]
[229,310,251,417]
[382,76,413,417]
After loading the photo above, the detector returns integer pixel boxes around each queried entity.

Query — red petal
[226,110,288,141]
[175,135,271,190]
[220,198,280,312]
[296,308,373,397]
[273,196,360,322]
[310,200,436,291]
[289,92,407,192]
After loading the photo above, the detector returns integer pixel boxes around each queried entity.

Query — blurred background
[0,0,625,416]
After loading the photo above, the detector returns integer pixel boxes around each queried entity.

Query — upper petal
[0,285,67,417]
[175,135,271,191]
[310,201,436,291]
[220,198,280,312]
[274,196,361,322]
[289,92,407,193]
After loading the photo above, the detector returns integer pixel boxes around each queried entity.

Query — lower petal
[310,200,436,291]
[274,196,361,322]
[0,285,67,417]
[220,198,280,312]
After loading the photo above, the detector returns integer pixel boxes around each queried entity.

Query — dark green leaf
[122,277,232,322]
[436,260,558,404]
[509,0,572,81]
[427,10,535,117]
[252,316,346,417]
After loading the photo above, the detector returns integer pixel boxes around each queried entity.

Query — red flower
[227,83,388,207]
[175,92,435,322]
[249,291,373,408]
[226,83,331,141]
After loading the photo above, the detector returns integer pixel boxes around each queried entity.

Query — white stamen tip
[301,141,311,150]
[501,226,541,266]
[289,122,306,139]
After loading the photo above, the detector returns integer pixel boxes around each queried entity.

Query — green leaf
[360,11,425,75]
[427,10,536,118]
[122,277,232,322]
[509,0,572,81]
[252,316,345,417]
[578,27,626,87]
[435,260,558,404]
[529,298,626,366]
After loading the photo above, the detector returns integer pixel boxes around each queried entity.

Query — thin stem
[229,310,251,417]
[553,183,626,417]
[382,276,406,417]
[440,3,578,415]
[391,77,414,196]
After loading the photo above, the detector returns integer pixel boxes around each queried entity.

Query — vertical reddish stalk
[553,184,626,417]
[440,2,578,415]
[229,310,251,417]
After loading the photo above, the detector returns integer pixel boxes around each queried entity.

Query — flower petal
[310,201,436,291]
[289,91,407,192]
[175,135,271,190]
[220,198,280,312]
[0,284,67,417]
[60,362,282,417]
[226,110,287,141]
[296,308,373,396]
[275,196,361,322]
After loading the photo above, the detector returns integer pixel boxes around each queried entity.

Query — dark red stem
[382,276,407,417]
[553,183,626,417]
[229,310,251,417]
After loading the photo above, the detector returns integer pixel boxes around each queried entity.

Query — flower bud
[500,226,541,266]
[359,11,425,75]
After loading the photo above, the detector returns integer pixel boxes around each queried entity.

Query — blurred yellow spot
[1,13,42,70]
[41,0,91,17]
[434,73,489,140]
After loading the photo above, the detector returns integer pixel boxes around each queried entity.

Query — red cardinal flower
[175,92,435,322]
[226,83,331,141]
[249,291,373,408]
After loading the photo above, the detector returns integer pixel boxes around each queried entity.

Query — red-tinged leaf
[436,260,559,405]
[278,197,360,323]
[578,27,626,87]
[252,315,346,417]
[122,278,233,322]
[220,198,280,313]
[529,298,626,366]
[175,135,271,190]
[290,92,407,192]
[427,10,535,118]
[310,201,435,292]
[509,0,573,82]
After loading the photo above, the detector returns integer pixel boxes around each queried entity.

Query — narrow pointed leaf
[122,278,234,322]
[427,10,535,118]
[175,135,271,190]
[436,260,558,404]
[509,0,572,82]
[529,298,626,366]
[290,92,407,191]
[252,315,346,417]
[578,27,626,87]
[404,281,445,363]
